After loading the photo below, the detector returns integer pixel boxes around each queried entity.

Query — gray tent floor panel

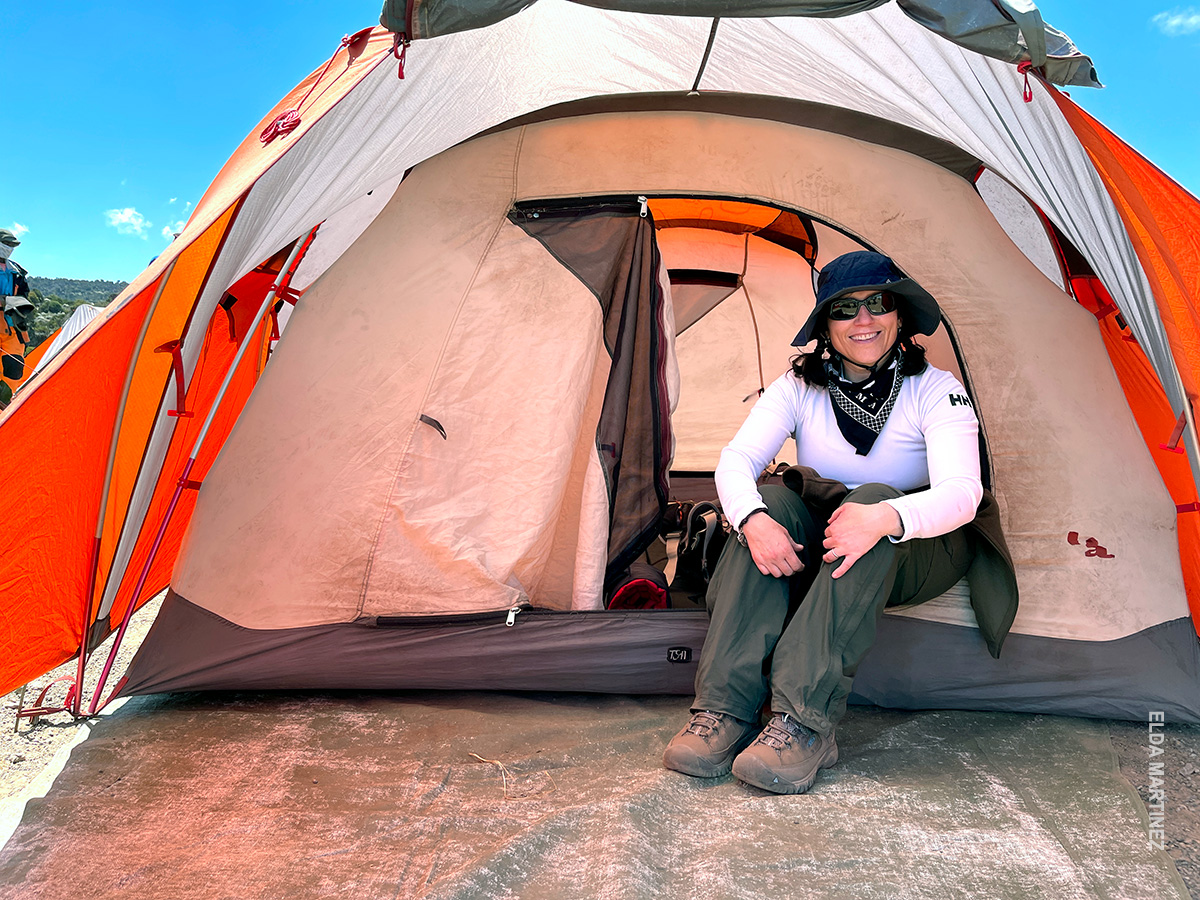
[121,593,1200,726]
[853,616,1200,724]
[0,691,1187,900]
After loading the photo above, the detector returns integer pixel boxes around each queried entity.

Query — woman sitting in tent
[663,250,1014,794]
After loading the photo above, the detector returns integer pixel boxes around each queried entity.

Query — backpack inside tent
[3,0,1199,723]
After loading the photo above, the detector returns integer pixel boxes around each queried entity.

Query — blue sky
[4,1,1199,281]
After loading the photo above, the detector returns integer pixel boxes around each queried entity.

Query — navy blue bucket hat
[791,250,942,346]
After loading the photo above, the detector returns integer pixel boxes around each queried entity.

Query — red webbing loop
[15,676,79,722]
[393,32,410,79]
[154,339,193,418]
[260,33,353,144]
[1160,412,1188,454]
[1018,61,1034,103]
[259,109,302,144]
[1177,502,1200,514]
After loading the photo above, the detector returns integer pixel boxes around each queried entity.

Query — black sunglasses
[827,291,897,320]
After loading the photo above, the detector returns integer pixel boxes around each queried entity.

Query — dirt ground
[1,595,163,803]
[3,600,1198,898]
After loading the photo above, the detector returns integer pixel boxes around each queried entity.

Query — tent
[3,0,1199,722]
[1,303,105,404]
[28,304,103,379]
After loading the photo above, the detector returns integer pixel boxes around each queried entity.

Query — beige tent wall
[361,217,613,616]
[174,109,1186,642]
[175,130,613,623]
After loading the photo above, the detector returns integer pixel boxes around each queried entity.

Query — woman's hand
[741,512,806,578]
[821,502,903,579]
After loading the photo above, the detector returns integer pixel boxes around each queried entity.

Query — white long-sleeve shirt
[715,366,983,542]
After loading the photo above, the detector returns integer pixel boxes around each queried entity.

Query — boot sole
[731,742,839,794]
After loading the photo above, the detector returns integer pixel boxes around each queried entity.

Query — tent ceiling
[649,196,817,264]
[479,91,984,180]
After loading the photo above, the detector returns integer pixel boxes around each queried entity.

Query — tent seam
[355,126,527,617]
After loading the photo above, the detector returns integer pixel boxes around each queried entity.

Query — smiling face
[826,289,901,377]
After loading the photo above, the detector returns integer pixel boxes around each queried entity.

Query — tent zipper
[370,603,691,628]
[510,196,643,221]
[373,602,529,628]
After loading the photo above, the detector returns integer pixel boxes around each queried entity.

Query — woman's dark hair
[790,299,929,386]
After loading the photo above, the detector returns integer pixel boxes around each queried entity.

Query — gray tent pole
[86,226,320,715]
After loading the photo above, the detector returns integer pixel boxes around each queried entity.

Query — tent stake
[86,227,319,715]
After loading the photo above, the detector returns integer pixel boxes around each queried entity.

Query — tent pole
[69,536,101,717]
[86,227,319,715]
[67,260,179,718]
[1168,364,1200,502]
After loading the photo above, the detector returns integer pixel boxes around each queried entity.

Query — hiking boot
[663,710,759,778]
[731,713,838,794]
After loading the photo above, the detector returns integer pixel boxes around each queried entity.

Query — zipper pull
[638,196,649,218]
[506,606,522,627]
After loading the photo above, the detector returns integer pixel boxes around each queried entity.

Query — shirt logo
[948,393,973,408]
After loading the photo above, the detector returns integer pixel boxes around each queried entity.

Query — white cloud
[168,197,177,204]
[105,207,152,239]
[9,222,29,239]
[161,220,186,241]
[184,201,193,211]
[1152,8,1200,34]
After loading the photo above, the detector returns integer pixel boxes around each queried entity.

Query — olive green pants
[694,483,971,736]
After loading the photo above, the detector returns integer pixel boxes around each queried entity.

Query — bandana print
[824,349,904,456]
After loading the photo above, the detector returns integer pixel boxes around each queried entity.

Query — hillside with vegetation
[23,277,127,348]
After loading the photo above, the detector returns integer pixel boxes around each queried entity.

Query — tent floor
[0,692,1190,900]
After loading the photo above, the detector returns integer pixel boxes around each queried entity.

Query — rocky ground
[3,604,1198,897]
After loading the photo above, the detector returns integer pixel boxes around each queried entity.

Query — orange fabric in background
[0,328,58,405]
[648,198,778,232]
[0,286,158,695]
[1054,93,1200,631]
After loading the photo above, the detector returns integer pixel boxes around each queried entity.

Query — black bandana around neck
[824,348,904,456]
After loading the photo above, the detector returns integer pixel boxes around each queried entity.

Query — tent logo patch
[667,647,692,663]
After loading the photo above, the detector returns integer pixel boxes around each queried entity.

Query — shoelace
[684,711,725,736]
[758,714,817,750]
